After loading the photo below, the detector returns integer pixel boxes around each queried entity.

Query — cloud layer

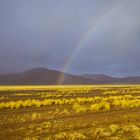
[0,0,140,76]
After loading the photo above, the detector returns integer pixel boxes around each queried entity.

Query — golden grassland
[0,85,140,140]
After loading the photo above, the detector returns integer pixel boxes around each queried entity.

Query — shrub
[73,103,88,113]
[31,113,38,120]
[90,103,100,111]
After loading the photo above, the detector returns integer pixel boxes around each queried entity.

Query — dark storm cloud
[0,0,140,76]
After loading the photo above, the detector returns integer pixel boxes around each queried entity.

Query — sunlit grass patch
[0,85,140,139]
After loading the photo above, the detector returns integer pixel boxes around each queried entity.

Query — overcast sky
[0,0,140,76]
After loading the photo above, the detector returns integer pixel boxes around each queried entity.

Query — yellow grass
[0,85,140,139]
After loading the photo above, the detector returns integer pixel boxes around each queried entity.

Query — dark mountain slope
[82,74,119,84]
[82,74,140,84]
[0,68,140,85]
[0,68,94,85]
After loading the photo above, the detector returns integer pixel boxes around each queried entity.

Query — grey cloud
[0,0,140,76]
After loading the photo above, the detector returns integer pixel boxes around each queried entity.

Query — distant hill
[118,76,140,84]
[82,74,140,84]
[81,74,119,84]
[0,68,94,85]
[0,68,140,85]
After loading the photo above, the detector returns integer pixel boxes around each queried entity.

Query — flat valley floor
[0,85,140,140]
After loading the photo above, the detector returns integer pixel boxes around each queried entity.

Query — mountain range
[0,67,140,85]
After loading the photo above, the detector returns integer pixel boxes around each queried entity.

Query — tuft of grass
[73,103,88,113]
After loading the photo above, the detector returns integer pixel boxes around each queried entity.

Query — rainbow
[58,0,126,84]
